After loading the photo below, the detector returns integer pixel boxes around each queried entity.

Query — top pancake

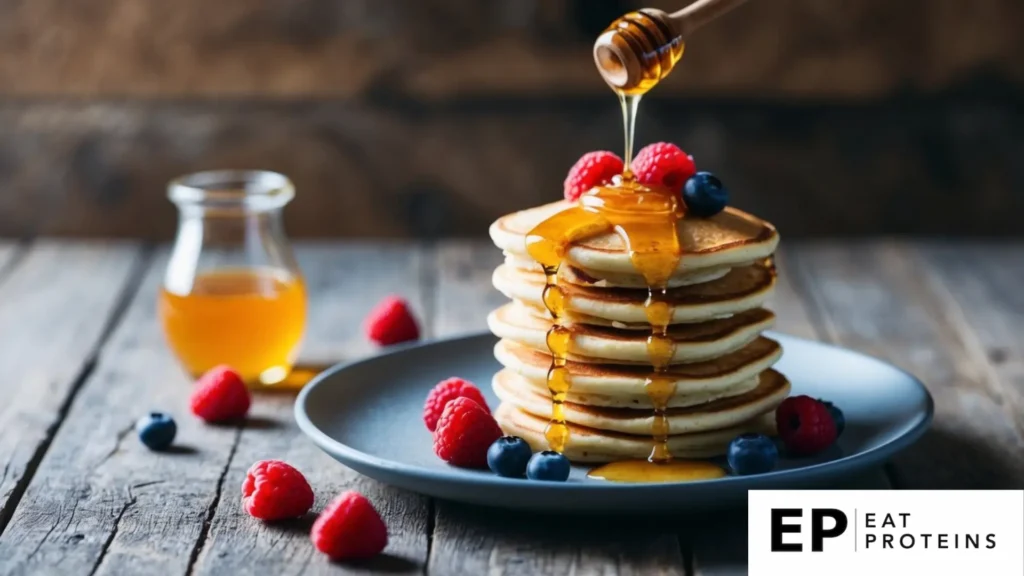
[489,200,779,277]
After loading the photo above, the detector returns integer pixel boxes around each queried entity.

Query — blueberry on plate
[683,171,729,217]
[818,399,846,437]
[727,433,778,476]
[487,436,533,477]
[136,412,177,451]
[526,451,571,482]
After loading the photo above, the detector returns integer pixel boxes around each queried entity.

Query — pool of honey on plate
[524,9,725,482]
[159,267,307,386]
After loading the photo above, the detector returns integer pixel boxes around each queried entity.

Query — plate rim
[294,330,934,490]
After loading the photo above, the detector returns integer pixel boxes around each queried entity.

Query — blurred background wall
[0,0,1021,239]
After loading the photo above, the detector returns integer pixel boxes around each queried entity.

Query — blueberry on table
[136,412,177,451]
[526,451,571,482]
[683,171,729,217]
[818,399,846,437]
[487,436,533,478]
[727,433,778,476]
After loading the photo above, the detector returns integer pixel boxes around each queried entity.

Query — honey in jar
[160,170,307,386]
[159,268,306,385]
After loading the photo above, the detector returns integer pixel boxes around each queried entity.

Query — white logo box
[748,490,1024,576]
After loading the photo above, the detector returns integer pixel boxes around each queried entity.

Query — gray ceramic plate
[295,332,932,512]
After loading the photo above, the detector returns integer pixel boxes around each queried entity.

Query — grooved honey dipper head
[592,9,683,95]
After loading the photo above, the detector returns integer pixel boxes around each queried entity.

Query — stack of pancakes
[486,200,791,463]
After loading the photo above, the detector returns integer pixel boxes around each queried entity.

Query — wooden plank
[0,241,142,535]
[432,503,685,576]
[431,241,507,337]
[787,242,1024,489]
[0,249,245,575]
[2,0,1021,99]
[915,243,1024,466]
[190,242,433,575]
[0,243,17,278]
[689,250,892,576]
[2,100,1024,240]
[427,240,685,576]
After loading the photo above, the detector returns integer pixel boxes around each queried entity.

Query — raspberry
[242,460,315,521]
[311,491,388,560]
[631,142,696,192]
[433,397,503,468]
[775,395,837,456]
[364,296,420,346]
[189,365,250,423]
[564,151,624,201]
[423,377,490,432]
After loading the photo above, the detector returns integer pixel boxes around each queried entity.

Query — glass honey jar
[159,170,307,387]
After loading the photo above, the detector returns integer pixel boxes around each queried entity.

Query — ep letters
[748,490,1023,576]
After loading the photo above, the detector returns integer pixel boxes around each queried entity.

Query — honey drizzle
[526,208,610,453]
[522,8,725,482]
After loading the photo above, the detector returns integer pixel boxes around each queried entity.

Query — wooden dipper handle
[593,0,750,91]
[668,0,750,38]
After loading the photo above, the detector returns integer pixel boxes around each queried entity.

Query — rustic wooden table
[0,239,1020,575]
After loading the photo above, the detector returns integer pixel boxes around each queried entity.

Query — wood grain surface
[0,239,1020,575]
[190,244,432,575]
[2,96,1021,239]
[3,0,1021,99]
[788,243,1024,489]
[0,243,142,541]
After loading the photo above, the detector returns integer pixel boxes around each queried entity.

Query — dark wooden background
[1,0,1022,239]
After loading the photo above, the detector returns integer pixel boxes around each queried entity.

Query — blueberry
[819,399,846,437]
[727,433,778,476]
[487,436,533,477]
[136,412,177,451]
[526,451,571,482]
[683,172,729,217]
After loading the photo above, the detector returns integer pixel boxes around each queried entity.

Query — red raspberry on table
[311,491,388,561]
[631,142,696,192]
[364,296,420,346]
[423,377,490,432]
[564,151,624,201]
[190,365,251,423]
[433,397,503,468]
[242,460,315,521]
[775,395,837,456]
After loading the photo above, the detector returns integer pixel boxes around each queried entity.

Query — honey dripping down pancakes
[487,194,788,477]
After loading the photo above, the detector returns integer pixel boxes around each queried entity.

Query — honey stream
[525,10,726,482]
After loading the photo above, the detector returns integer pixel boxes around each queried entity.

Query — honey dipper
[593,0,751,92]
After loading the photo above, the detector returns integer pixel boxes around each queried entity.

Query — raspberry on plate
[190,365,251,423]
[242,460,315,521]
[423,377,489,432]
[311,491,388,561]
[631,142,696,192]
[564,151,624,202]
[775,395,837,456]
[433,397,503,468]
[364,296,420,346]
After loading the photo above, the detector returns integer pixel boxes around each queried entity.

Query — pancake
[493,369,762,409]
[493,336,783,400]
[493,263,775,325]
[503,254,734,289]
[487,302,775,364]
[494,368,790,435]
[495,403,778,463]
[489,200,779,276]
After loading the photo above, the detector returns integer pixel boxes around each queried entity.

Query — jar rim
[168,170,294,211]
